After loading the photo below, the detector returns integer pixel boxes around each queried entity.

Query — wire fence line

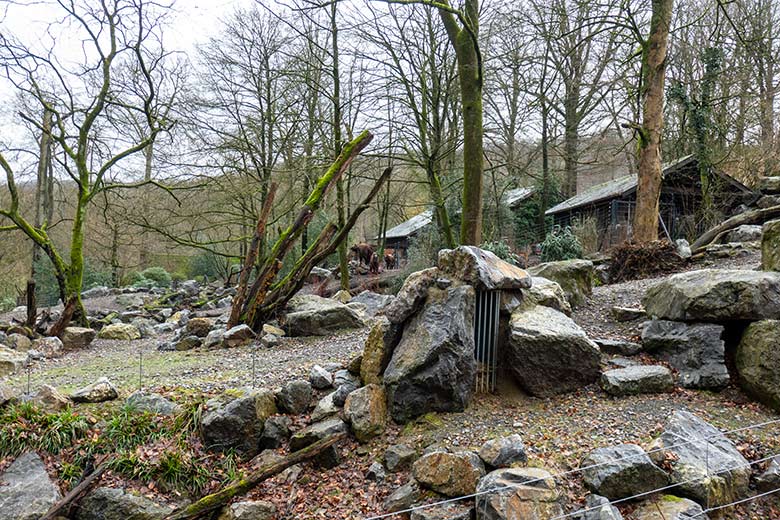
[365,417,780,520]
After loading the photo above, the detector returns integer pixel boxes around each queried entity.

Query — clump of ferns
[0,403,90,457]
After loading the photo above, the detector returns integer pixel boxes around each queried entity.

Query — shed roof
[383,209,433,239]
[504,186,536,208]
[546,155,698,216]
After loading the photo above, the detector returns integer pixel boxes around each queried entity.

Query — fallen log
[165,432,347,520]
[41,458,108,520]
[691,204,780,253]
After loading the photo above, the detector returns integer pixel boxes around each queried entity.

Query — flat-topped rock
[476,467,564,520]
[528,259,593,308]
[642,269,780,321]
[600,366,674,396]
[437,246,531,291]
[285,294,364,336]
[59,326,96,350]
[581,444,669,500]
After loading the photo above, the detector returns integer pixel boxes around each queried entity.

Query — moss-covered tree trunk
[633,0,673,244]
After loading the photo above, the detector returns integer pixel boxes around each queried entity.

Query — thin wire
[364,418,780,520]
[691,487,780,518]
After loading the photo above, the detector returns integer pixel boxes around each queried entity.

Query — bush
[540,226,583,262]
[130,266,172,289]
[480,241,522,266]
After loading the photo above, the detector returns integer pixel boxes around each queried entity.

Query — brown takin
[350,243,374,266]
[369,251,380,274]
[384,249,395,270]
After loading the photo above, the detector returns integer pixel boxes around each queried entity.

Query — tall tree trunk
[633,0,674,244]
[539,99,551,240]
[331,2,349,291]
[138,140,153,268]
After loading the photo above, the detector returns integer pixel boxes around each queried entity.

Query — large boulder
[275,380,312,414]
[581,444,669,500]
[412,451,485,497]
[223,324,255,347]
[649,411,750,506]
[642,269,780,321]
[217,500,276,520]
[385,444,417,472]
[756,456,780,492]
[0,452,62,520]
[200,389,277,458]
[600,365,674,396]
[475,467,564,520]
[519,276,572,316]
[506,305,601,397]
[76,487,171,520]
[383,285,476,422]
[350,290,395,317]
[528,259,593,308]
[573,495,624,520]
[98,323,141,340]
[384,267,439,324]
[31,336,63,357]
[641,320,729,389]
[736,320,780,410]
[70,377,119,403]
[0,346,27,377]
[383,480,421,513]
[185,317,213,338]
[126,391,181,416]
[285,294,364,336]
[478,434,528,469]
[724,224,762,243]
[437,245,531,291]
[762,219,780,271]
[630,496,708,520]
[60,326,97,349]
[343,384,387,442]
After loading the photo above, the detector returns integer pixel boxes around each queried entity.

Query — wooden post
[25,279,36,328]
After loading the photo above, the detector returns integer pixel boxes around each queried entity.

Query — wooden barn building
[545,156,755,250]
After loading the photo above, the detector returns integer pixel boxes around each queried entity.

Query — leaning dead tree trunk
[230,130,390,331]
[691,204,780,253]
[165,433,347,520]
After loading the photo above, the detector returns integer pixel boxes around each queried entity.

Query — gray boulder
[410,504,473,520]
[276,379,312,414]
[581,444,669,500]
[649,411,750,506]
[258,415,291,450]
[289,417,348,468]
[600,366,674,396]
[309,365,333,389]
[760,176,780,194]
[384,267,438,324]
[31,336,63,357]
[311,392,340,422]
[0,346,27,377]
[217,500,276,520]
[611,306,646,322]
[350,290,395,317]
[384,285,476,422]
[641,320,729,389]
[630,496,708,519]
[385,444,417,472]
[344,384,387,442]
[573,494,624,520]
[762,219,780,271]
[412,451,485,497]
[475,467,564,520]
[478,434,528,468]
[756,456,780,492]
[506,305,601,397]
[77,487,171,520]
[383,480,421,513]
[223,324,255,347]
[528,259,593,308]
[285,294,365,336]
[5,333,31,351]
[725,224,762,243]
[203,328,225,348]
[126,391,181,416]
[200,389,277,457]
[594,338,642,356]
[642,269,780,321]
[0,452,62,520]
[520,276,572,316]
[174,335,202,351]
[71,377,119,403]
[437,245,531,291]
[736,320,780,410]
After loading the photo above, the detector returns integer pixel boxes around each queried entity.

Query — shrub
[480,241,522,266]
[540,226,583,262]
[129,266,172,289]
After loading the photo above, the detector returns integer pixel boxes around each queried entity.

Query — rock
[520,276,572,316]
[351,290,395,317]
[259,415,291,450]
[200,389,277,457]
[581,444,669,500]
[98,323,141,340]
[725,224,763,243]
[217,296,232,308]
[276,379,312,414]
[437,245,531,290]
[757,194,780,208]
[384,285,476,422]
[289,418,348,468]
[643,269,780,321]
[649,411,750,506]
[332,289,352,303]
[344,384,387,442]
[506,305,601,397]
[594,338,642,356]
[0,452,62,520]
[367,461,386,481]
[5,333,31,351]
[130,318,156,338]
[309,365,333,389]
[262,323,285,337]
[762,219,780,271]
[573,494,624,520]
[736,320,780,410]
[675,239,692,259]
[175,335,202,351]
[180,279,200,296]
[0,385,16,407]
[285,294,364,336]
[203,328,225,348]
[412,451,485,497]
[383,480,421,513]
[361,319,399,386]
[71,377,119,403]
[186,317,213,337]
[631,496,708,520]
[32,336,62,357]
[410,504,473,520]
[0,346,27,377]
[479,434,528,468]
[82,286,111,299]
[77,487,171,520]
[385,444,417,472]
[311,392,340,422]
[167,310,190,326]
[126,391,181,416]
[332,379,361,407]
[153,322,176,335]
[223,324,255,347]
[611,306,646,322]
[600,366,674,396]
[641,320,729,389]
[217,500,276,520]
[760,176,780,194]
[384,267,439,324]
[347,353,363,375]
[32,384,70,411]
[607,357,640,368]
[756,456,780,492]
[528,259,593,308]
[475,467,564,520]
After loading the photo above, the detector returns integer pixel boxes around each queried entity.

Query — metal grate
[474,290,500,393]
